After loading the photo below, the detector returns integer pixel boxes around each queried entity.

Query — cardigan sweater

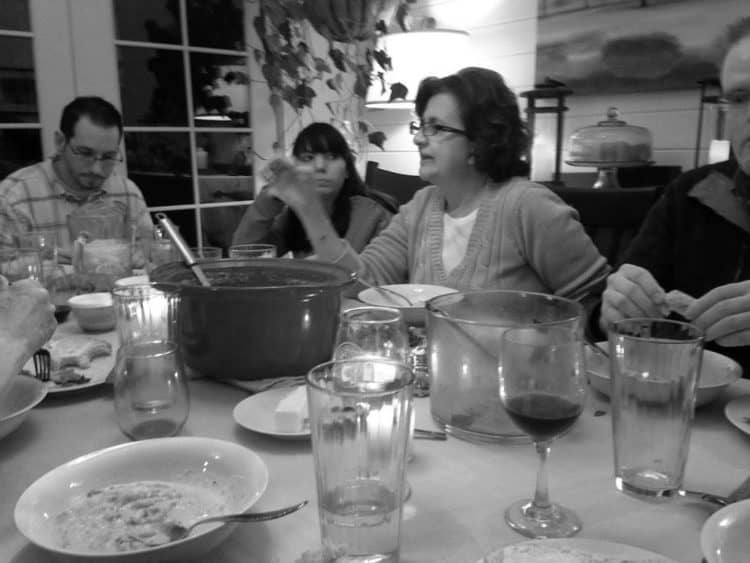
[335,177,610,301]
[618,159,750,373]
[232,194,393,258]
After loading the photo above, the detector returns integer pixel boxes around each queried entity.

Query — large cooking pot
[425,290,584,443]
[151,259,356,381]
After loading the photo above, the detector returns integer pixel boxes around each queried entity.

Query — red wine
[505,392,582,442]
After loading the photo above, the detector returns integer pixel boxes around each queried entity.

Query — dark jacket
[622,159,750,374]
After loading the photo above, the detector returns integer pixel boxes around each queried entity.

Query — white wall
[364,0,539,175]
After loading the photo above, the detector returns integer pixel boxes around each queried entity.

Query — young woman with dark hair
[232,122,394,257]
[258,67,608,300]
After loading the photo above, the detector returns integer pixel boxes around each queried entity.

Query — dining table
[2,315,750,563]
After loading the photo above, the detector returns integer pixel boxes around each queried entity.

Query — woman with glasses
[232,122,395,258]
[262,67,609,300]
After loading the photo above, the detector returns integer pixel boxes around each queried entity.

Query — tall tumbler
[111,283,189,440]
[609,318,703,499]
[307,359,413,563]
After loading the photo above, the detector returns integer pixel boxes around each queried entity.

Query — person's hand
[685,280,750,346]
[264,157,320,213]
[0,275,56,367]
[600,264,666,331]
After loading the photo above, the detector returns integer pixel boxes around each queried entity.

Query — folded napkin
[222,375,305,394]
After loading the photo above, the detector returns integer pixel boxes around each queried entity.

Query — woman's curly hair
[414,67,529,183]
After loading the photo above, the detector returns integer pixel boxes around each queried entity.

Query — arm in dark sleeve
[231,200,289,256]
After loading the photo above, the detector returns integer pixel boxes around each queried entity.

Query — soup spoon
[164,500,309,542]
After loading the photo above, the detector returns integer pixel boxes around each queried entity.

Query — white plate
[15,437,268,562]
[725,395,750,435]
[586,342,742,407]
[0,375,47,440]
[477,538,678,563]
[358,284,456,325]
[233,387,310,439]
[701,498,750,563]
[24,321,118,395]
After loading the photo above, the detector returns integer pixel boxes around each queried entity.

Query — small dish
[701,498,750,563]
[233,387,310,440]
[68,292,116,332]
[358,284,456,325]
[478,538,677,563]
[14,437,268,562]
[585,342,742,407]
[0,375,47,440]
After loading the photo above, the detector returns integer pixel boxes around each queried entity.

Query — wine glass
[498,324,587,538]
[333,306,414,499]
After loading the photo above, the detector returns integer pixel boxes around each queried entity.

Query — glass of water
[228,243,276,258]
[114,340,190,440]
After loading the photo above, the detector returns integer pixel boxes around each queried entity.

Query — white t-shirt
[442,209,478,274]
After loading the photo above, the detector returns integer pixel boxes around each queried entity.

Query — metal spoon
[155,212,211,288]
[164,500,309,542]
[671,489,730,506]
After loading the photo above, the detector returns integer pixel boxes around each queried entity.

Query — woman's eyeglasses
[67,142,123,165]
[409,121,467,137]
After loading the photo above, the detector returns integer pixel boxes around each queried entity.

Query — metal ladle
[155,213,211,288]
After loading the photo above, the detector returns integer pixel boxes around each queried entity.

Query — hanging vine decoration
[252,0,403,152]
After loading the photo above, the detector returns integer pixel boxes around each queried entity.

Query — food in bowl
[54,480,228,553]
[585,343,742,407]
[67,292,116,332]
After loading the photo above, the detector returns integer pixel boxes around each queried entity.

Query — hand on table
[600,264,666,332]
[686,280,750,346]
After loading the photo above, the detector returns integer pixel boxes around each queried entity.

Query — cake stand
[565,160,654,189]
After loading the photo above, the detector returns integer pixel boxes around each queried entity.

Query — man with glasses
[0,96,152,264]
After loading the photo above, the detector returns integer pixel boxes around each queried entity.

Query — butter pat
[274,386,309,432]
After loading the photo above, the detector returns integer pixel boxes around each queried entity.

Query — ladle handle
[155,213,211,288]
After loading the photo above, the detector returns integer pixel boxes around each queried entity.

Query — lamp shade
[366,30,470,109]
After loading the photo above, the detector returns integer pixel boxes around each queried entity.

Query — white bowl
[68,292,116,332]
[15,437,268,562]
[701,498,750,563]
[0,375,47,440]
[586,342,742,407]
[358,284,457,325]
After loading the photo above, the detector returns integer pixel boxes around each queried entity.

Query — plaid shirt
[0,159,153,262]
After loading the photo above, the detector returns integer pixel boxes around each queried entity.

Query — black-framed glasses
[67,141,123,165]
[409,120,467,137]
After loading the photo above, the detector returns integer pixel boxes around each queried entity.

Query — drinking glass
[17,230,58,280]
[190,246,222,259]
[499,325,587,538]
[333,306,414,500]
[610,318,703,499]
[228,243,276,258]
[113,340,190,440]
[0,248,43,282]
[307,359,413,562]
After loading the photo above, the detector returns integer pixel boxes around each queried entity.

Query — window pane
[114,0,181,44]
[125,132,193,207]
[186,0,244,50]
[191,54,249,127]
[0,37,38,122]
[0,129,42,179]
[0,0,30,31]
[196,132,252,179]
[202,205,248,251]
[118,46,187,126]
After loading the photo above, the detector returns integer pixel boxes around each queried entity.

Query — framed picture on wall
[536,0,744,94]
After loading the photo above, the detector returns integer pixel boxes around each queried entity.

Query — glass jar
[567,107,652,164]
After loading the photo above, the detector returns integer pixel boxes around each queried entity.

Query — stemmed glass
[332,306,414,499]
[498,324,587,538]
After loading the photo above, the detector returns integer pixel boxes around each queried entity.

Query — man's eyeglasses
[67,142,123,165]
[409,121,467,137]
